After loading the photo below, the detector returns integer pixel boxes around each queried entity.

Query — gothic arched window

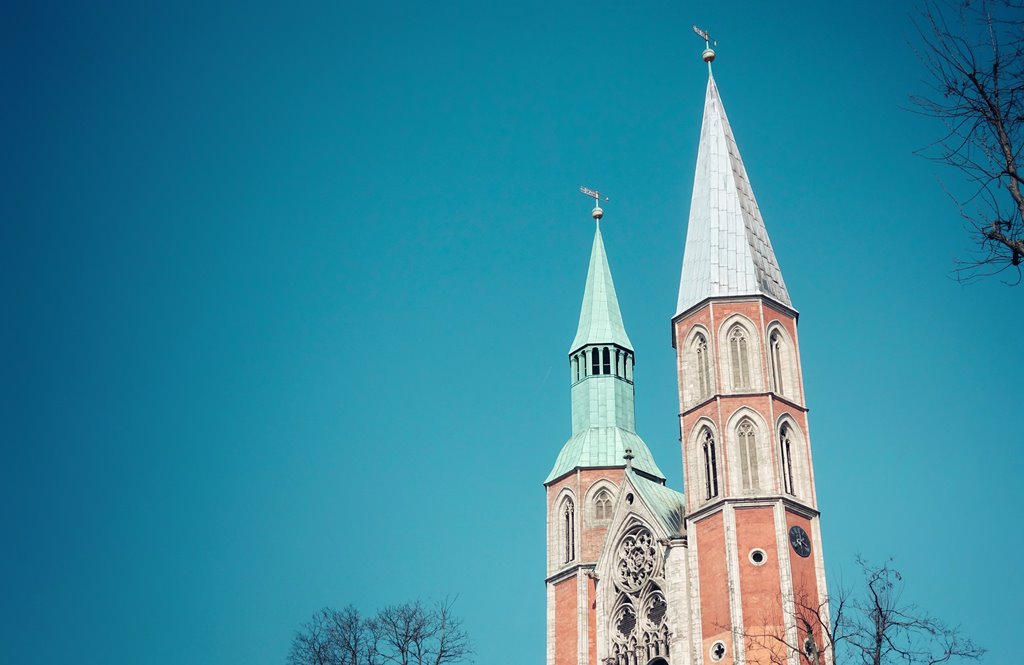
[737,418,760,491]
[701,428,719,500]
[693,333,711,400]
[770,330,785,396]
[592,349,600,376]
[561,497,576,562]
[780,423,796,496]
[728,324,751,390]
[603,347,611,375]
[594,488,613,522]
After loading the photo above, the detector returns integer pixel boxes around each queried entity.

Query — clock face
[789,525,811,558]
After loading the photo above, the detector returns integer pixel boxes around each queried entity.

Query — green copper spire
[546,221,665,484]
[570,225,634,354]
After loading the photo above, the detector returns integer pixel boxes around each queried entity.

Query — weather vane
[692,24,717,66]
[580,186,609,222]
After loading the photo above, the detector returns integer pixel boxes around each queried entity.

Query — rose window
[615,527,657,591]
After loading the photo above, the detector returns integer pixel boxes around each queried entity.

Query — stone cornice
[685,494,819,523]
[671,295,800,348]
[546,563,596,585]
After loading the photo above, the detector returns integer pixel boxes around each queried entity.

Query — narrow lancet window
[592,349,600,376]
[562,498,576,562]
[770,330,785,396]
[701,428,719,500]
[694,334,711,400]
[780,424,796,496]
[594,489,612,521]
[738,418,759,491]
[728,325,751,390]
[603,347,611,375]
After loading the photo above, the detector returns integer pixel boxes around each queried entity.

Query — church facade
[545,56,829,665]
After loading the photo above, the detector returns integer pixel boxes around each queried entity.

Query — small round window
[710,640,727,662]
[625,493,634,504]
[749,548,767,566]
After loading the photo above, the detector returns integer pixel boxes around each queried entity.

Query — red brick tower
[674,58,829,665]
[546,204,668,665]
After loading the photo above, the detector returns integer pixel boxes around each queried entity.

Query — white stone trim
[723,505,746,664]
[578,568,588,665]
[687,518,705,665]
[810,516,831,658]
[764,320,802,405]
[723,406,773,497]
[664,542,691,663]
[774,413,812,507]
[680,323,717,408]
[717,313,765,394]
[547,581,556,665]
[685,416,720,509]
[550,486,579,575]
[584,478,619,528]
[773,501,798,665]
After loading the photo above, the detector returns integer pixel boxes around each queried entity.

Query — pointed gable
[571,226,633,353]
[626,469,686,538]
[677,75,792,315]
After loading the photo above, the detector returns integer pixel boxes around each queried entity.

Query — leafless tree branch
[288,600,471,665]
[912,0,1024,284]
[737,558,984,665]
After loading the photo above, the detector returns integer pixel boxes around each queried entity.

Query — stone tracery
[609,525,671,664]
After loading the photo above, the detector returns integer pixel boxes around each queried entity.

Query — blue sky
[4,1,1021,664]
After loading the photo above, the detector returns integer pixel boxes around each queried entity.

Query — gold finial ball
[592,206,604,220]
[702,47,716,63]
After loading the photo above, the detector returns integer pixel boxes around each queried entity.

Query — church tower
[674,49,829,665]
[544,42,831,665]
[546,202,667,665]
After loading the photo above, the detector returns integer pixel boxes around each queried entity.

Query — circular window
[625,493,634,504]
[749,548,767,566]
[710,640,727,662]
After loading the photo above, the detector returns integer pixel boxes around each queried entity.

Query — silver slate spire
[547,201,664,483]
[676,69,792,316]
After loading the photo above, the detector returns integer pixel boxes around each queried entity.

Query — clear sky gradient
[4,2,1021,664]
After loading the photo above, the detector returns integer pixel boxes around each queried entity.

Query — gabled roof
[571,225,633,353]
[626,469,686,537]
[677,74,792,315]
[545,428,665,484]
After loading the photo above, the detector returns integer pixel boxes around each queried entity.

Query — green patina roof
[570,225,633,353]
[545,427,665,484]
[627,469,686,537]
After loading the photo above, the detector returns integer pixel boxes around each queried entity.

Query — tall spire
[676,69,792,316]
[546,208,664,484]
[570,225,633,353]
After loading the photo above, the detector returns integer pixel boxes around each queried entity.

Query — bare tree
[911,0,1024,283]
[288,608,347,665]
[376,599,472,665]
[288,600,471,665]
[741,558,984,665]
